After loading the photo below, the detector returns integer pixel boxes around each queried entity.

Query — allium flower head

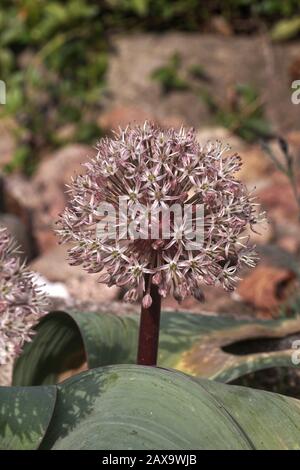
[57,122,263,307]
[0,227,47,365]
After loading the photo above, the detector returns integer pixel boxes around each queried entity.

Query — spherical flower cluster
[0,227,47,365]
[57,122,263,308]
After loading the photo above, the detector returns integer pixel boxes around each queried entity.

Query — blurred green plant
[107,0,300,30]
[151,52,189,94]
[214,84,272,142]
[152,53,272,142]
[195,82,272,142]
[0,0,107,174]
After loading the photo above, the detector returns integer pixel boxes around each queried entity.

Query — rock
[0,119,16,169]
[98,105,184,132]
[163,282,257,319]
[285,130,300,158]
[163,285,231,314]
[32,144,94,253]
[248,219,274,245]
[56,123,77,143]
[289,56,300,82]
[264,136,300,174]
[0,213,33,261]
[4,174,38,215]
[196,127,245,150]
[158,115,185,129]
[108,34,300,132]
[0,363,12,387]
[4,173,57,254]
[278,236,300,254]
[238,145,273,184]
[35,274,70,300]
[29,244,81,281]
[3,175,38,248]
[34,144,93,191]
[209,16,233,36]
[236,264,295,311]
[98,106,153,131]
[30,244,119,303]
[257,173,299,225]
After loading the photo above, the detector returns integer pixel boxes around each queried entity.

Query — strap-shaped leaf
[13,311,140,386]
[199,378,300,450]
[40,366,300,450]
[0,385,56,450]
[3,366,300,450]
[13,311,300,386]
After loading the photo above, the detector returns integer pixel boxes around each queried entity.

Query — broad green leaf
[0,385,56,450]
[40,365,300,450]
[13,311,300,386]
[199,379,300,450]
[13,311,139,386]
[3,366,300,450]
[13,311,83,386]
[40,366,250,450]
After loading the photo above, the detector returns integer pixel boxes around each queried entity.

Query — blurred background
[0,0,300,321]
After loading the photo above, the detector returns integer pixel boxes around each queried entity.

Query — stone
[0,119,16,169]
[4,174,39,215]
[257,173,299,225]
[238,145,273,184]
[196,127,245,150]
[98,105,184,132]
[0,363,12,387]
[236,264,295,310]
[107,34,300,132]
[34,144,92,190]
[278,236,299,254]
[0,213,33,261]
[32,144,94,252]
[56,123,77,143]
[98,106,153,131]
[289,56,300,82]
[209,16,233,36]
[285,131,300,159]
[248,219,274,245]
[30,244,119,303]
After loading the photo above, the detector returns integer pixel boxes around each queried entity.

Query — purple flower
[57,122,264,307]
[0,227,47,365]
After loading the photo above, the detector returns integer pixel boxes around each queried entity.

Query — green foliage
[106,1,300,30]
[215,84,272,142]
[5,308,300,450]
[196,81,272,142]
[13,310,300,387]
[0,385,56,450]
[3,365,300,450]
[151,52,272,142]
[188,64,210,82]
[0,0,106,174]
[151,53,189,94]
